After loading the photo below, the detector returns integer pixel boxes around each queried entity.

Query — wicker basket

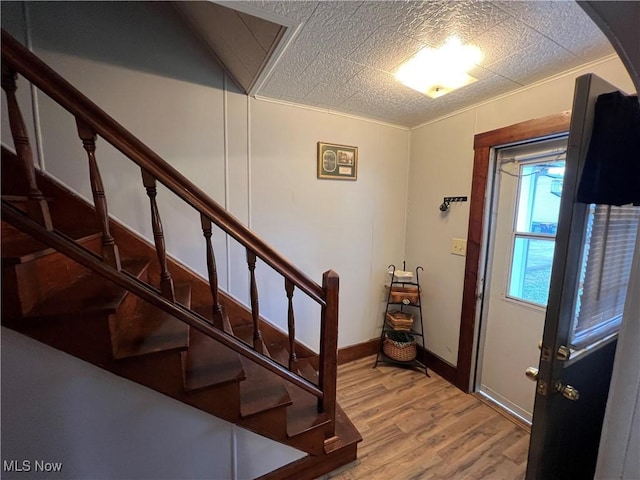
[386,311,414,331]
[383,332,417,361]
[389,286,420,304]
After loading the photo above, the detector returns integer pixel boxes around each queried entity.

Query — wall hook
[439,196,468,212]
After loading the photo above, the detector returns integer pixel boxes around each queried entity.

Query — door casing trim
[455,111,572,392]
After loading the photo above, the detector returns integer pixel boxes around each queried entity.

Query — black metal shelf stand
[374,262,429,376]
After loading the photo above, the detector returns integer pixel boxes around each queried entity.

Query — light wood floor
[326,356,529,480]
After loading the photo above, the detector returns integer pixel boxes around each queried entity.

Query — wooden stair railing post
[75,118,121,271]
[2,30,327,307]
[246,249,264,354]
[1,65,53,230]
[285,278,297,370]
[201,213,224,330]
[319,270,339,439]
[141,169,175,302]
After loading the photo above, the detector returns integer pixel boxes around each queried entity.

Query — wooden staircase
[1,29,360,479]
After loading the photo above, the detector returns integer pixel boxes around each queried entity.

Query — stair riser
[111,349,189,398]
[107,268,151,359]
[286,428,326,456]
[240,407,288,439]
[10,313,115,365]
[181,326,245,391]
[2,236,102,317]
[2,267,23,321]
[238,405,326,456]
[183,382,242,422]
[117,345,245,422]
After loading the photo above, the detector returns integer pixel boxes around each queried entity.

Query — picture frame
[317,142,358,180]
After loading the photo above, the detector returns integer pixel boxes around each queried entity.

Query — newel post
[318,269,339,439]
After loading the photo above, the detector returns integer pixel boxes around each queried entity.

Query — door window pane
[509,237,556,305]
[499,138,567,308]
[515,162,565,234]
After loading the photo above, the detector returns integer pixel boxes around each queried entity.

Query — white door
[478,135,568,423]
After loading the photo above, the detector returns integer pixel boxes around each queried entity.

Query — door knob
[525,367,539,381]
[555,381,580,401]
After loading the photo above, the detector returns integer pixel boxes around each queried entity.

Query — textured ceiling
[239,1,614,127]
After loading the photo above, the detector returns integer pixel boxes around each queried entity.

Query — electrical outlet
[451,238,467,256]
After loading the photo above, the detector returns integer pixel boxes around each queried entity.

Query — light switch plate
[451,238,467,256]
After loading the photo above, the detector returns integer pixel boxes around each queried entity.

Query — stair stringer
[1,327,307,480]
[1,148,361,467]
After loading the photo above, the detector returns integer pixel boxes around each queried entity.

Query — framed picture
[317,142,358,180]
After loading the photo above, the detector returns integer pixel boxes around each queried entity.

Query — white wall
[1,328,303,480]
[405,56,635,366]
[3,1,639,477]
[250,100,409,350]
[1,2,409,477]
[1,1,409,349]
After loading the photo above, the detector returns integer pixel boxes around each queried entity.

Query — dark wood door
[525,74,626,479]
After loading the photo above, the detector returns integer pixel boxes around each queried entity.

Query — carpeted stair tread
[112,282,192,360]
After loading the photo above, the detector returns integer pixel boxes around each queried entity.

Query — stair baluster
[246,250,264,353]
[1,65,53,230]
[319,270,339,439]
[76,119,121,271]
[201,214,225,330]
[2,30,352,462]
[141,169,175,302]
[285,278,297,370]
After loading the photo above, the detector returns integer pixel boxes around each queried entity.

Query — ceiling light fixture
[395,37,483,99]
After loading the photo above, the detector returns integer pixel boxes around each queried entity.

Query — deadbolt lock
[555,381,580,401]
[538,380,548,396]
[525,367,547,395]
[557,345,571,361]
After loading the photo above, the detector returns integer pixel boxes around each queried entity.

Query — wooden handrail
[1,200,324,399]
[0,29,325,306]
[2,30,340,435]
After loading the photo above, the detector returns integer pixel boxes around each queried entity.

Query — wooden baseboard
[338,340,459,391]
[417,345,457,386]
[337,338,379,365]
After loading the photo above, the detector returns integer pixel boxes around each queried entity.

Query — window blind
[571,204,640,349]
